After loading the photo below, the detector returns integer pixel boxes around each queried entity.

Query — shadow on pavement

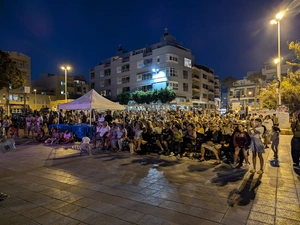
[187,164,211,172]
[227,173,262,207]
[121,157,181,168]
[211,168,248,187]
[270,159,280,167]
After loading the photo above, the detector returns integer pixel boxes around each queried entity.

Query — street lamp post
[33,89,36,110]
[271,11,285,106]
[61,66,71,102]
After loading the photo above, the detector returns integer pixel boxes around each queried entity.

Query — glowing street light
[270,11,285,106]
[61,66,71,102]
[274,58,280,64]
[33,89,36,110]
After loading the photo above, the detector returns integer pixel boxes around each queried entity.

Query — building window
[100,71,104,77]
[137,59,152,69]
[157,56,160,63]
[118,87,130,94]
[104,69,111,76]
[184,58,192,68]
[166,54,178,63]
[203,84,208,89]
[137,60,144,69]
[183,83,188,92]
[60,81,65,86]
[90,72,95,79]
[117,66,122,73]
[166,67,178,77]
[117,76,130,84]
[121,64,130,72]
[167,81,179,90]
[91,82,95,89]
[136,85,152,92]
[137,72,152,81]
[203,93,208,99]
[100,90,111,96]
[203,74,207,79]
[183,71,188,79]
[122,57,130,63]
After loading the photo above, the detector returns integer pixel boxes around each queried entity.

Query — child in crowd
[270,126,280,159]
[80,133,92,155]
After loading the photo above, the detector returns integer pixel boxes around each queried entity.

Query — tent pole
[90,108,92,126]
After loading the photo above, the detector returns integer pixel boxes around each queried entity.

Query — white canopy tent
[58,89,124,125]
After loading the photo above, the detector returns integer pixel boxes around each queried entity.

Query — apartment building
[32,73,89,101]
[7,52,31,86]
[191,64,220,110]
[228,62,294,111]
[90,28,194,105]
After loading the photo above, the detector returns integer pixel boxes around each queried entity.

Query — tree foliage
[0,50,26,90]
[260,81,277,109]
[258,40,300,112]
[117,88,176,105]
[157,88,176,103]
[116,92,131,105]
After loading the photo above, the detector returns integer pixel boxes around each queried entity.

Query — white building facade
[90,29,195,106]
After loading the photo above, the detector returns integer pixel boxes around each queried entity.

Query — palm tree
[221,76,237,110]
[246,72,266,109]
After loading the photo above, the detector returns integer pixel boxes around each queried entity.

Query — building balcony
[192,74,200,80]
[192,85,200,90]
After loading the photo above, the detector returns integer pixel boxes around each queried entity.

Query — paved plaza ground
[0,135,299,225]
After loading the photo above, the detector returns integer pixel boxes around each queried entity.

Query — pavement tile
[162,221,180,225]
[276,200,300,212]
[69,208,98,221]
[117,209,145,223]
[251,204,275,215]
[0,214,35,225]
[197,208,224,223]
[50,217,81,225]
[60,193,84,203]
[248,211,275,224]
[22,206,51,219]
[43,199,69,210]
[54,203,82,216]
[136,215,165,225]
[222,218,247,225]
[84,213,114,225]
[34,211,65,225]
[72,197,97,207]
[275,216,300,225]
[247,219,271,225]
[276,208,300,221]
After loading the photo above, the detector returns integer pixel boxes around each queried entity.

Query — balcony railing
[192,85,200,89]
[192,75,200,79]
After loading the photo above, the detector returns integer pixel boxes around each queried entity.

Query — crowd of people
[2,108,300,201]
[2,109,300,173]
[51,109,285,174]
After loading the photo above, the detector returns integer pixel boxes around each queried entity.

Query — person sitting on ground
[60,130,73,144]
[44,128,60,144]
[36,127,46,142]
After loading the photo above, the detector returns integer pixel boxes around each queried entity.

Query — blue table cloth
[49,124,95,139]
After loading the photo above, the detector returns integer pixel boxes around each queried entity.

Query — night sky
[1,0,300,81]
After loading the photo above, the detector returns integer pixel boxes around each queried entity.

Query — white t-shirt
[99,126,110,137]
[82,137,90,144]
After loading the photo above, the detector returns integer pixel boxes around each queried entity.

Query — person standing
[249,118,265,174]
[270,126,280,159]
[291,114,300,169]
